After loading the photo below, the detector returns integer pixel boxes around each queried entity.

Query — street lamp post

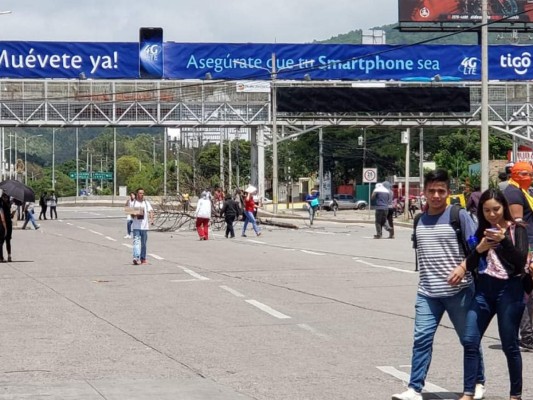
[22,134,43,184]
[52,128,56,190]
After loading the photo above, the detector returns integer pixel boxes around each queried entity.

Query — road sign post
[363,168,378,218]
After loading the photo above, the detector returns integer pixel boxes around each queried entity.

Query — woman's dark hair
[475,188,515,240]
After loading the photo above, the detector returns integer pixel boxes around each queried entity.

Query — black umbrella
[0,180,35,203]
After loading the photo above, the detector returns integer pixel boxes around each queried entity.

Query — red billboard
[399,0,533,23]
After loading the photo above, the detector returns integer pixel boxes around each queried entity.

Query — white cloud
[0,0,398,43]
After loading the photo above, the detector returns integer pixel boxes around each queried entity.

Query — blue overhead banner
[0,41,139,79]
[0,41,532,81]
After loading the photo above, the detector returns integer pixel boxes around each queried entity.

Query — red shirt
[244,197,255,212]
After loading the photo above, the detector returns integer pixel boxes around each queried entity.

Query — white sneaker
[124,234,131,239]
[391,388,422,400]
[474,383,486,400]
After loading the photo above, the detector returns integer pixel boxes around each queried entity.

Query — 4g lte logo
[500,52,532,75]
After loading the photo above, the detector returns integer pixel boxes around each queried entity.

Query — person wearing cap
[503,161,533,351]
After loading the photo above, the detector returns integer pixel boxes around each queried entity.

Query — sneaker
[141,260,148,265]
[373,235,381,239]
[124,234,131,239]
[391,388,422,400]
[256,232,261,237]
[7,256,11,262]
[241,234,247,237]
[474,383,486,400]
[133,259,139,265]
[519,339,533,351]
[35,225,40,230]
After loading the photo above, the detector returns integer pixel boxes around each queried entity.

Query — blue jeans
[408,285,485,393]
[242,210,260,235]
[127,219,133,236]
[133,229,148,261]
[463,275,525,397]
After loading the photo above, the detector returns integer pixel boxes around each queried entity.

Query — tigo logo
[500,52,532,75]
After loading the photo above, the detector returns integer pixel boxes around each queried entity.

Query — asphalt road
[0,207,530,400]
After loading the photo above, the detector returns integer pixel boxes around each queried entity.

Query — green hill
[317,23,533,45]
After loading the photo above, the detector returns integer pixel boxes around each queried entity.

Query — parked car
[323,194,368,211]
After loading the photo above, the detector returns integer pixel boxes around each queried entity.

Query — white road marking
[377,366,455,399]
[219,285,245,298]
[78,226,86,230]
[170,279,203,283]
[247,239,265,244]
[66,223,73,226]
[245,299,291,319]
[122,243,133,249]
[149,254,164,260]
[178,266,209,281]
[297,323,330,339]
[301,250,326,256]
[89,230,103,236]
[306,231,334,235]
[105,236,117,242]
[353,258,415,274]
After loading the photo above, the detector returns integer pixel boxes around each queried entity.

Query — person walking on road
[195,191,212,240]
[130,188,154,265]
[124,192,135,239]
[1,193,14,262]
[392,169,485,400]
[383,181,395,238]
[21,201,39,230]
[241,189,261,237]
[220,193,240,239]
[459,189,530,400]
[503,161,533,351]
[38,191,48,220]
[371,182,391,239]
[48,190,58,219]
[305,190,320,225]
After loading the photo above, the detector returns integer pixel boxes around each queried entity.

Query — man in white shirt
[130,188,154,265]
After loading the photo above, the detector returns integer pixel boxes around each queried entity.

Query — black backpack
[411,204,472,271]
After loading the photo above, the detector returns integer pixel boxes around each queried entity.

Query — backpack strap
[411,212,423,249]
[449,203,470,256]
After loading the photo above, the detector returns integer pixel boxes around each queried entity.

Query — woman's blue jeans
[463,275,525,397]
[242,211,260,235]
[408,285,485,393]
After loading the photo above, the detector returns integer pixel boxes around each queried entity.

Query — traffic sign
[69,171,113,180]
[69,171,90,179]
[93,172,113,180]
[363,168,378,183]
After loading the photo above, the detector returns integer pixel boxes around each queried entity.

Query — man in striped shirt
[392,169,485,400]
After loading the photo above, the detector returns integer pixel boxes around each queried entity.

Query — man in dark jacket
[39,192,47,220]
[220,194,240,238]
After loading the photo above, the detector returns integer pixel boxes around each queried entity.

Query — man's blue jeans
[133,229,148,261]
[463,275,524,397]
[408,285,485,393]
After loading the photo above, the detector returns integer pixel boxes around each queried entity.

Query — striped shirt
[416,206,476,297]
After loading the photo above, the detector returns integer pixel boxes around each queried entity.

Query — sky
[0,0,398,43]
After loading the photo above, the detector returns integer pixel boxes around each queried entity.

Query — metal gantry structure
[0,79,532,146]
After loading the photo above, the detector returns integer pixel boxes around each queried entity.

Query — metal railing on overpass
[0,78,532,142]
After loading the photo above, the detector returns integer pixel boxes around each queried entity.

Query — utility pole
[319,128,324,201]
[419,128,424,195]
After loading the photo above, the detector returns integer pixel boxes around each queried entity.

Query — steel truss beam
[0,79,532,144]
